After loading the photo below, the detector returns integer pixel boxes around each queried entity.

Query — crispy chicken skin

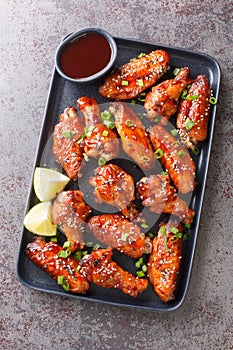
[52,107,85,180]
[137,174,195,224]
[88,214,152,258]
[80,248,148,297]
[77,96,120,161]
[51,190,92,252]
[99,50,170,100]
[149,125,196,194]
[177,75,211,150]
[144,67,192,124]
[89,163,135,217]
[109,102,155,171]
[26,238,90,294]
[147,222,182,302]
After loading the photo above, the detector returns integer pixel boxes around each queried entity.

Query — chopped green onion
[92,243,100,251]
[147,232,154,239]
[138,52,146,58]
[161,170,168,175]
[184,118,195,130]
[142,264,147,273]
[154,116,161,123]
[98,156,106,166]
[85,241,93,247]
[73,251,82,261]
[102,130,109,137]
[83,153,89,162]
[62,279,69,291]
[50,236,58,242]
[103,119,116,129]
[136,270,145,278]
[58,249,71,258]
[77,134,86,144]
[135,257,143,268]
[130,99,137,104]
[63,241,71,249]
[177,150,186,157]
[181,88,188,99]
[57,275,64,284]
[121,80,129,86]
[82,250,88,256]
[121,232,128,242]
[173,140,180,148]
[101,110,115,129]
[171,129,179,136]
[184,223,191,229]
[126,119,135,127]
[101,110,112,120]
[76,265,81,272]
[209,96,217,105]
[182,94,199,101]
[141,223,149,229]
[137,79,144,88]
[138,92,146,102]
[172,67,180,76]
[183,233,189,241]
[84,125,95,136]
[154,148,164,159]
[130,57,136,61]
[62,130,73,138]
[160,225,170,252]
[141,155,151,163]
[192,147,200,155]
[170,227,182,239]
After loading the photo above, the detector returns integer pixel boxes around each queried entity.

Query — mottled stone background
[0,1,232,349]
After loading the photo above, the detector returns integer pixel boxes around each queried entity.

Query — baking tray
[17,36,220,312]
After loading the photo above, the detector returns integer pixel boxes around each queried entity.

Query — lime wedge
[34,167,70,201]
[23,201,57,236]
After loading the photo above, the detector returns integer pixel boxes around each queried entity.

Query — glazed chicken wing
[177,75,211,150]
[88,214,152,258]
[51,190,92,252]
[99,50,170,100]
[147,222,182,302]
[144,67,192,124]
[77,96,120,161]
[89,163,135,218]
[109,102,155,171]
[26,238,90,294]
[52,107,85,180]
[137,174,195,224]
[149,125,196,194]
[80,248,148,297]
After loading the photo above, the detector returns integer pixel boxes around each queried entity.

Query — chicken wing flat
[147,222,182,302]
[89,163,135,217]
[177,75,211,150]
[137,174,195,224]
[52,107,85,180]
[88,214,151,258]
[109,102,155,171]
[149,125,196,194]
[144,67,192,124]
[99,50,170,100]
[51,190,92,252]
[26,238,90,294]
[77,96,120,161]
[80,248,148,297]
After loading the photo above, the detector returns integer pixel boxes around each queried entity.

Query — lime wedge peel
[23,201,57,236]
[33,167,70,201]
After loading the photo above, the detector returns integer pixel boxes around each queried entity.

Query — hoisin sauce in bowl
[55,28,117,83]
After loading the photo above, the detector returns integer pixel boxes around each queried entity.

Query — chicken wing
[149,125,196,194]
[89,163,135,218]
[88,214,152,258]
[109,102,155,171]
[77,96,120,161]
[99,50,170,100]
[177,75,211,150]
[144,67,192,124]
[52,107,85,180]
[26,238,90,294]
[147,222,182,302]
[137,174,195,224]
[51,190,92,252]
[80,248,148,297]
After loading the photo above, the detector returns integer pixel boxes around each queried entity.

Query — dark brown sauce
[59,33,112,79]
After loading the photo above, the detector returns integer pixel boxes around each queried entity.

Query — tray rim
[16,34,221,312]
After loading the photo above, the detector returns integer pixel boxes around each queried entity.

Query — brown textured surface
[0,1,232,349]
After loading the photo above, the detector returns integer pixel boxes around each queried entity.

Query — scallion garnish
[98,156,106,166]
[137,79,144,88]
[138,52,146,58]
[135,257,143,268]
[130,99,137,104]
[141,264,147,273]
[141,155,151,163]
[147,232,154,239]
[141,223,149,229]
[160,225,170,252]
[136,270,145,278]
[209,96,217,105]
[177,150,186,158]
[126,119,134,127]
[172,67,180,76]
[62,130,73,138]
[138,92,146,102]
[50,236,58,242]
[101,110,115,129]
[73,250,82,261]
[58,249,71,258]
[57,275,64,284]
[63,241,71,249]
[192,147,199,155]
[57,276,69,291]
[154,148,164,159]
[154,116,161,123]
[83,153,89,162]
[121,80,129,86]
[184,223,191,229]
[184,118,195,130]
[171,129,179,136]
[121,232,128,242]
[182,94,199,101]
[102,130,109,137]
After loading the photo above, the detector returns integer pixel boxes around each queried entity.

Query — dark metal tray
[17,36,220,312]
